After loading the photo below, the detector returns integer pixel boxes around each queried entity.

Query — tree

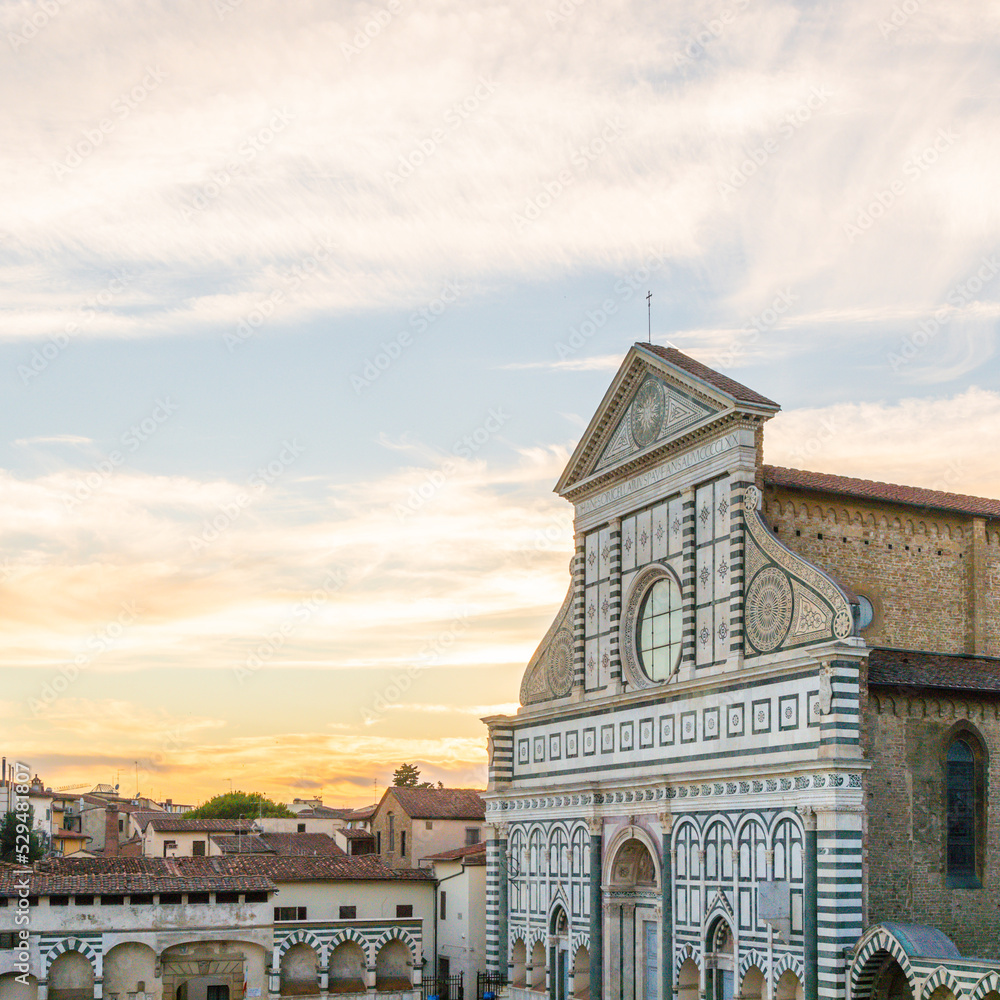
[185,792,293,819]
[1,808,45,863]
[392,763,422,787]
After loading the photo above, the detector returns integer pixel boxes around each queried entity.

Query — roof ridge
[636,343,780,410]
[763,465,1000,517]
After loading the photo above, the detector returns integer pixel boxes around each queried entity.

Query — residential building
[422,843,488,988]
[130,815,254,858]
[482,344,1000,1000]
[0,854,435,1000]
[370,789,485,871]
[208,833,344,857]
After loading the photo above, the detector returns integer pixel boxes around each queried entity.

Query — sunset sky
[2,0,999,807]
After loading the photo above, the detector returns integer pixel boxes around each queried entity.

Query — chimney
[105,805,119,858]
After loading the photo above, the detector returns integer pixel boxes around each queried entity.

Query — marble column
[801,809,818,1000]
[590,820,604,1000]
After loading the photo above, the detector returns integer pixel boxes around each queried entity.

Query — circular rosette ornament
[745,566,793,652]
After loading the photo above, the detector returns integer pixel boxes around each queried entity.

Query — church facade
[482,344,1000,1000]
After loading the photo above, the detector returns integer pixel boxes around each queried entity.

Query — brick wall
[762,486,1000,657]
[861,688,1000,958]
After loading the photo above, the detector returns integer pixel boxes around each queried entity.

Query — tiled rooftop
[639,344,780,409]
[383,787,485,821]
[421,842,487,865]
[763,466,1000,519]
[868,647,1000,694]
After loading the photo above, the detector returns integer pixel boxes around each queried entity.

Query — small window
[339,905,357,919]
[49,895,69,906]
[465,827,480,846]
[396,904,413,918]
[440,891,447,919]
[0,933,14,949]
[425,821,433,831]
[245,891,268,903]
[74,895,94,906]
[297,823,306,833]
[129,894,153,906]
[101,895,124,906]
[158,894,182,905]
[192,840,206,857]
[388,813,395,852]
[187,892,210,904]
[401,831,406,856]
[119,819,124,832]
[216,891,240,904]
[377,832,381,853]
[855,596,875,630]
[274,906,307,921]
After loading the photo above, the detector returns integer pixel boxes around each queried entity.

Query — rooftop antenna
[646,290,652,343]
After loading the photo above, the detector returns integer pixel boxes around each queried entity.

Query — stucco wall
[272,879,433,924]
[434,861,487,984]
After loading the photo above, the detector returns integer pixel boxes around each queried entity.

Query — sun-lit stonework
[483,344,1000,1000]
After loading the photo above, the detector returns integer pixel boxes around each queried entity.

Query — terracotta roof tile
[337,828,375,840]
[134,813,254,832]
[868,648,1000,694]
[422,842,487,864]
[0,853,430,895]
[382,788,485,820]
[296,806,355,819]
[0,858,273,896]
[210,834,273,854]
[203,854,434,883]
[638,344,780,409]
[763,466,1000,519]
[261,833,345,856]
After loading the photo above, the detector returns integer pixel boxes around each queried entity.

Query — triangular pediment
[593,376,717,472]
[555,344,779,497]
